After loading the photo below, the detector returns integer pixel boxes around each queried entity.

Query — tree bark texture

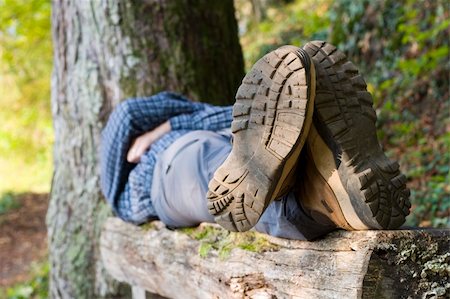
[101,218,450,299]
[47,1,244,298]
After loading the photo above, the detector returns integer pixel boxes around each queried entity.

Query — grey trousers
[151,130,334,240]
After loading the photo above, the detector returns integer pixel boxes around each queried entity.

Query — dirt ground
[0,193,48,286]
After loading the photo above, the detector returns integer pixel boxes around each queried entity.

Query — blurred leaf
[1,261,49,299]
[0,191,20,214]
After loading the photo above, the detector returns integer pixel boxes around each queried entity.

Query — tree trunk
[47,1,244,298]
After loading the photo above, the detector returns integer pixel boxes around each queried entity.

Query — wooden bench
[100,217,450,298]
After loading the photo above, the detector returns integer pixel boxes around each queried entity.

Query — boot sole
[303,41,411,229]
[207,47,315,232]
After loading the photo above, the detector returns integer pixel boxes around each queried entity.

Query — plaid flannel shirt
[100,91,233,224]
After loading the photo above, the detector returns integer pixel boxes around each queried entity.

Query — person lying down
[100,41,411,241]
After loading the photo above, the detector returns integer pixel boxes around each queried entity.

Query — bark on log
[100,217,450,299]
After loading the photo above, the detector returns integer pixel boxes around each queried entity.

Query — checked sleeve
[169,104,233,132]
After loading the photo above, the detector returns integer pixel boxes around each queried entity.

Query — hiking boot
[302,41,411,230]
[207,45,316,232]
[295,141,354,231]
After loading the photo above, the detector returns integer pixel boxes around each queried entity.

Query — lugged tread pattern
[303,41,411,229]
[207,46,314,232]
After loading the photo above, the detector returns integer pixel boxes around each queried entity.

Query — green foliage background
[237,0,449,227]
[0,0,448,225]
[0,0,448,296]
[0,0,52,194]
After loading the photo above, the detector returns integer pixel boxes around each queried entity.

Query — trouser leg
[254,192,336,240]
[151,131,231,227]
[151,130,335,240]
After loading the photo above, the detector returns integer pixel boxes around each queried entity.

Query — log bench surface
[100,217,450,299]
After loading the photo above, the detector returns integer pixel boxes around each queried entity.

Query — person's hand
[127,120,171,163]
